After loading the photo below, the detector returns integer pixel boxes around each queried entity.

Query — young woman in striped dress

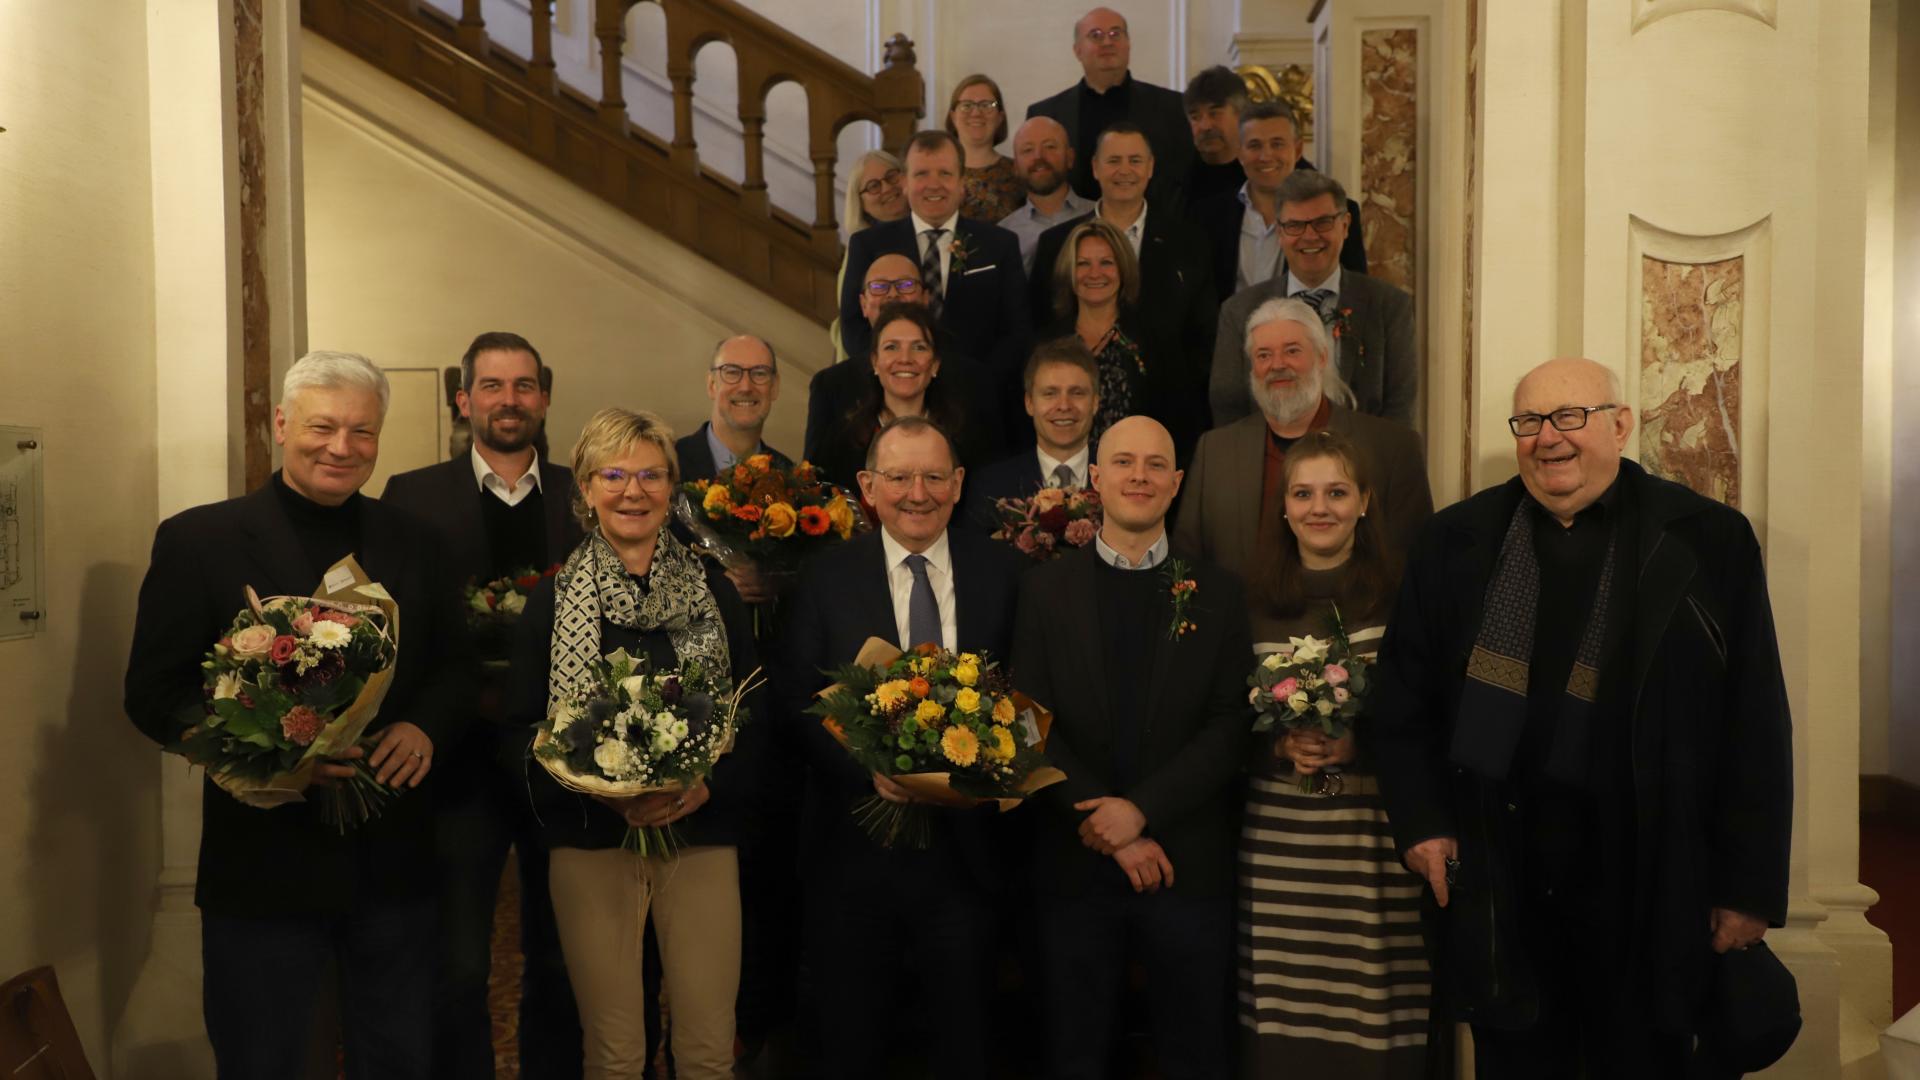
[1237,431,1445,1078]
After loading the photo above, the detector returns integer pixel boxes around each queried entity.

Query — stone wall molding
[1630,0,1777,35]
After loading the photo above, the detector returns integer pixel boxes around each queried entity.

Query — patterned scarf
[546,529,731,713]
[1449,499,1616,784]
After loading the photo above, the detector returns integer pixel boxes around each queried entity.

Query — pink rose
[1015,529,1038,554]
[270,635,299,665]
[228,623,277,661]
[1063,518,1097,546]
[1323,663,1349,687]
[279,705,325,747]
[315,609,360,628]
[292,611,315,635]
[1272,677,1299,699]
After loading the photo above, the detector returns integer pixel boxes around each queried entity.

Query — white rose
[307,621,352,649]
[1287,636,1330,665]
[619,675,648,701]
[593,740,633,777]
[498,591,526,615]
[1315,698,1336,717]
[1286,691,1310,713]
[212,672,245,701]
[651,731,680,754]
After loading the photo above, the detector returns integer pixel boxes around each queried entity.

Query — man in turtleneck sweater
[125,351,471,1078]
[1011,415,1252,1080]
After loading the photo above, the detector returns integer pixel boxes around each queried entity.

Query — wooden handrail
[304,0,925,324]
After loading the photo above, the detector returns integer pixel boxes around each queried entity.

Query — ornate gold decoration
[1236,63,1314,144]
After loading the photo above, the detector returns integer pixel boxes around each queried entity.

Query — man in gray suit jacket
[1208,170,1417,427]
[1176,296,1432,580]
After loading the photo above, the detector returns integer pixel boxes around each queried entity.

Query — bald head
[1512,357,1624,413]
[1510,357,1634,525]
[1092,415,1182,535]
[860,253,927,322]
[1096,415,1174,466]
[1073,7,1131,88]
[1012,116,1075,198]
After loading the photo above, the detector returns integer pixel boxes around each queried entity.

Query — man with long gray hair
[125,350,472,1077]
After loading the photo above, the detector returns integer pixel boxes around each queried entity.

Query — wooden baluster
[456,0,486,55]
[594,0,628,131]
[740,107,770,216]
[529,0,556,93]
[811,147,839,254]
[667,53,699,170]
[872,33,925,157]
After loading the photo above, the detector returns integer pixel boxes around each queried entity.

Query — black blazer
[1011,547,1253,899]
[1026,75,1196,210]
[1040,304,1205,463]
[1188,189,1369,303]
[801,359,999,491]
[672,422,794,482]
[380,454,582,583]
[957,448,1047,535]
[124,481,473,916]
[775,527,1026,886]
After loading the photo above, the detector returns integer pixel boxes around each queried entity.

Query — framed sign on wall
[0,427,44,641]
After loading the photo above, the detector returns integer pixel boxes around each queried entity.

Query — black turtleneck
[271,471,364,586]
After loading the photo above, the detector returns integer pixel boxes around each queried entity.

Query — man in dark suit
[1209,169,1416,426]
[125,351,471,1078]
[779,416,1026,1079]
[960,337,1099,535]
[1027,7,1195,210]
[1013,415,1252,1080]
[1368,358,1792,1076]
[675,334,794,481]
[379,331,583,1079]
[837,130,1029,433]
[1177,295,1432,579]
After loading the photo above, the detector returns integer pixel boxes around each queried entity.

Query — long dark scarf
[1450,500,1616,784]
[546,530,730,713]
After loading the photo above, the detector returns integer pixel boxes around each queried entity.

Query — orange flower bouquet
[674,455,862,576]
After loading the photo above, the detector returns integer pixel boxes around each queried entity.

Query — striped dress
[1240,579,1435,1078]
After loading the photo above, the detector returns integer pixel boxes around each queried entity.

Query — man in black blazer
[378,332,583,1078]
[837,130,1029,436]
[674,334,794,482]
[960,337,1100,535]
[125,352,471,1078]
[1012,415,1251,1080]
[1027,7,1195,210]
[778,416,1026,1079]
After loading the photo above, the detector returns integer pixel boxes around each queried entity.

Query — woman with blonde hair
[832,149,910,361]
[945,73,1023,221]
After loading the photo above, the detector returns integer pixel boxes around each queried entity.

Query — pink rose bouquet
[1246,607,1374,791]
[991,486,1102,562]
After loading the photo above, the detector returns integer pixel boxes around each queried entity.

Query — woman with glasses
[832,150,910,362]
[946,74,1023,222]
[508,407,764,1080]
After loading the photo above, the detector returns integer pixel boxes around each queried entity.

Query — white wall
[1887,0,1920,788]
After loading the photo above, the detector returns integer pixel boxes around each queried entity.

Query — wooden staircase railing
[303,0,926,325]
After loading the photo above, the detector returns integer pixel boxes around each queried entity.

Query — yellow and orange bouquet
[674,455,860,574]
[808,639,1063,848]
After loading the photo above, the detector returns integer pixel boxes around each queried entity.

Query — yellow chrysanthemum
[953,687,982,715]
[702,484,732,514]
[914,699,946,726]
[941,725,979,767]
[872,680,910,709]
[826,493,856,539]
[991,696,1017,726]
[985,726,1016,762]
[953,662,980,687]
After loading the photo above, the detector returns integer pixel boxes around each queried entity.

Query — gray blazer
[1208,270,1417,428]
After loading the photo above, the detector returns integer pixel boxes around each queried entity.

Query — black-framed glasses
[1277,212,1346,237]
[953,99,1001,115]
[591,467,672,492]
[1508,404,1619,437]
[862,469,955,495]
[864,277,922,297]
[1084,26,1128,43]
[711,364,777,386]
[859,169,903,197]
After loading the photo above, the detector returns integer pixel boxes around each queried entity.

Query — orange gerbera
[797,506,831,536]
[731,504,763,522]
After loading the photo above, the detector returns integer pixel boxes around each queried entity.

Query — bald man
[1368,358,1793,1076]
[1028,7,1196,209]
[677,334,792,482]
[1012,415,1251,1079]
[999,116,1092,273]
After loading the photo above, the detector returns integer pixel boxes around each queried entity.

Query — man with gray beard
[1174,296,1431,583]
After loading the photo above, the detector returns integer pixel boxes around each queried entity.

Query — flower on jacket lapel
[1164,557,1198,640]
[1323,307,1364,358]
[948,227,971,276]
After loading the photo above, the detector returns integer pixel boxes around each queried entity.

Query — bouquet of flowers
[991,486,1102,561]
[465,563,561,663]
[171,556,400,830]
[1247,609,1373,792]
[808,638,1064,848]
[532,648,762,856]
[675,455,860,574]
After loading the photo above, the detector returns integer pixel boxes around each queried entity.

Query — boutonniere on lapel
[1164,557,1199,640]
[1324,307,1364,357]
[948,227,971,276]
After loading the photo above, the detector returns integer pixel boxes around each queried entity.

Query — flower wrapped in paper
[169,555,401,830]
[808,637,1064,848]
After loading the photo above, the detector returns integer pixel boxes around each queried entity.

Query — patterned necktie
[1050,463,1075,490]
[904,553,942,650]
[920,227,947,319]
[1294,287,1333,320]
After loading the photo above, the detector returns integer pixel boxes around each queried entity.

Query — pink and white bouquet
[1247,631,1372,742]
[991,487,1102,561]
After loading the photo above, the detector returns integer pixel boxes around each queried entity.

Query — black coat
[1366,461,1793,1030]
[1188,189,1369,303]
[801,358,999,491]
[957,448,1048,536]
[124,481,473,916]
[379,454,581,586]
[1011,547,1254,899]
[671,422,794,483]
[1026,75,1195,210]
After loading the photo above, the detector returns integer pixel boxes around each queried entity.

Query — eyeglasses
[864,277,922,297]
[864,469,956,495]
[1084,26,1128,44]
[711,364,777,386]
[953,99,1001,115]
[859,169,902,197]
[591,467,672,492]
[1277,212,1347,237]
[1507,404,1619,437]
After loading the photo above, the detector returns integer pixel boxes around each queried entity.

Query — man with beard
[998,116,1092,274]
[1175,296,1430,587]
[382,331,584,1078]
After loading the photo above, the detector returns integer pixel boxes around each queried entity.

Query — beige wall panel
[367,369,448,497]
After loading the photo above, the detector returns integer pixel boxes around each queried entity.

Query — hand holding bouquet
[808,638,1064,848]
[991,486,1101,561]
[1247,608,1373,793]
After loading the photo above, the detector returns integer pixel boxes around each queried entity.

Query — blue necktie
[904,553,942,650]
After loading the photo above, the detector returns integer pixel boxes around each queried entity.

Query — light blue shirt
[704,423,761,474]
[1093,530,1169,570]
[1236,183,1285,292]
[999,191,1093,275]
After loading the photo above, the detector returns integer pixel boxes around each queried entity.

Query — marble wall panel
[237,0,272,489]
[1639,254,1743,506]
[1359,28,1417,294]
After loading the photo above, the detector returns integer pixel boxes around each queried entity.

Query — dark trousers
[203,899,434,1080]
[1040,887,1234,1080]
[433,759,581,1079]
[804,843,989,1080]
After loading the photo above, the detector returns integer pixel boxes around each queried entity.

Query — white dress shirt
[1283,264,1343,304]
[1036,444,1091,490]
[471,445,543,507]
[880,528,959,651]
[1094,199,1149,256]
[911,210,959,297]
[1093,529,1169,570]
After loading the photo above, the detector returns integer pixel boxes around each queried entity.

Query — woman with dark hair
[1237,431,1443,1079]
[804,301,988,489]
[946,73,1023,221]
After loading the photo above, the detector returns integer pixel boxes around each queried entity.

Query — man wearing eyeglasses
[676,335,792,483]
[1208,167,1416,427]
[1028,8,1194,210]
[1368,357,1793,1077]
[777,416,1026,1079]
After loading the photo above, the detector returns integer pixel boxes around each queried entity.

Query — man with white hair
[1174,296,1431,585]
[125,350,471,1078]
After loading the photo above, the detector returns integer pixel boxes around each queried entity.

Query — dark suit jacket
[672,422,794,482]
[801,359,999,491]
[1040,305,1205,464]
[1189,190,1369,303]
[1172,407,1433,577]
[1027,75,1196,210]
[124,480,473,916]
[776,527,1026,887]
[1011,547,1253,898]
[380,454,581,587]
[1210,269,1418,427]
[957,448,1047,535]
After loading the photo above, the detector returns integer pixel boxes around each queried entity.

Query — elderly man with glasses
[1368,357,1794,1077]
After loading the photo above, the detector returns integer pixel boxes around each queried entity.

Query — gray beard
[1250,370,1322,427]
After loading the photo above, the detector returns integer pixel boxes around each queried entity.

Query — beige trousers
[548,844,741,1080]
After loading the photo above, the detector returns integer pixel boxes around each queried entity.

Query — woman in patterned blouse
[1040,219,1181,449]
[945,74,1024,222]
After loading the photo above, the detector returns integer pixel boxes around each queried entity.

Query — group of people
[122,7,1796,1080]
